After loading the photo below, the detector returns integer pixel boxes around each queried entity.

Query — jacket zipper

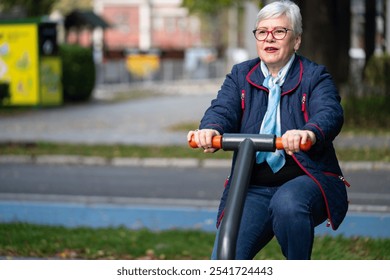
[301,93,309,122]
[322,172,351,227]
[241,90,246,111]
[323,172,351,187]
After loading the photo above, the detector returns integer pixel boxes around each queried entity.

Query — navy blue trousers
[211,175,327,260]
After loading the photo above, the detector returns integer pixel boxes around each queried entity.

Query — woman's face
[256,15,301,75]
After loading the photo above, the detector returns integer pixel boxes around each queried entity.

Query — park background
[0,0,389,259]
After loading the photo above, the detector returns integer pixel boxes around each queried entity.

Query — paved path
[0,92,211,146]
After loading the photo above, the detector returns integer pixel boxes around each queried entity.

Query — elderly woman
[187,0,349,260]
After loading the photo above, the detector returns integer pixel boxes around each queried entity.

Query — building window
[165,17,176,33]
[153,17,163,31]
[113,13,130,33]
[177,17,187,31]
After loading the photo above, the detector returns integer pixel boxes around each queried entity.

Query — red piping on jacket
[246,62,269,92]
[216,176,230,228]
[245,60,304,96]
[291,154,334,229]
[306,123,325,142]
[217,211,224,228]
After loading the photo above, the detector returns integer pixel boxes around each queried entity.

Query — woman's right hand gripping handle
[187,129,221,153]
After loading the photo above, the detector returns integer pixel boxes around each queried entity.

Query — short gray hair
[255,0,303,35]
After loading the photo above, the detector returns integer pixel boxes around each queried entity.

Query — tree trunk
[364,0,376,68]
[294,0,351,86]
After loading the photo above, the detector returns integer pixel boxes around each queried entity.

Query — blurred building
[93,0,202,58]
[89,0,222,84]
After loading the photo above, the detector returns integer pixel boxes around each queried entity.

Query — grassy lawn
[0,141,233,160]
[1,223,389,260]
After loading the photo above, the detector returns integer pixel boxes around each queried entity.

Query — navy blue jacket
[200,55,349,230]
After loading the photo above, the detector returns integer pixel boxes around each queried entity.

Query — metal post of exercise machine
[217,138,255,259]
[188,133,311,260]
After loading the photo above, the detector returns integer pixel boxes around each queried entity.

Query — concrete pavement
[0,89,210,146]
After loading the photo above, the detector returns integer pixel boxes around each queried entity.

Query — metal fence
[95,59,227,85]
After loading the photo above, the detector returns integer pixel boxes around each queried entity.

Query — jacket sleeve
[199,65,243,134]
[302,65,344,151]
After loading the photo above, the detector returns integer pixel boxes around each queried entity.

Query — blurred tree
[290,0,351,86]
[52,0,92,15]
[182,0,249,14]
[0,0,93,17]
[0,0,56,17]
[182,0,250,55]
[364,0,376,69]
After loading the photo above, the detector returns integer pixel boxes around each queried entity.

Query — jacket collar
[246,55,303,95]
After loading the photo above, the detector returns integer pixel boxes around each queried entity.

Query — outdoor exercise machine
[188,133,312,260]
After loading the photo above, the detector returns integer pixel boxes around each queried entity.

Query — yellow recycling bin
[126,53,160,78]
[0,18,62,106]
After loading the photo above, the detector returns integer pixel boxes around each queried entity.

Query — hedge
[59,44,95,102]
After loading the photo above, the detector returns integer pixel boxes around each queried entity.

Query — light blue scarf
[256,54,295,173]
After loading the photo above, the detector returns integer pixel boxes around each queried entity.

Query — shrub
[59,44,95,102]
[364,53,390,95]
[342,94,390,130]
[0,82,10,105]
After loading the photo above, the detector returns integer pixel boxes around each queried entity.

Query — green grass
[335,147,390,162]
[0,142,233,160]
[1,223,389,260]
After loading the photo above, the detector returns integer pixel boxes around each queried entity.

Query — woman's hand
[281,130,316,155]
[187,129,220,153]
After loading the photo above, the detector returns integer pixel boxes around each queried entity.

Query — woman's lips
[265,47,278,52]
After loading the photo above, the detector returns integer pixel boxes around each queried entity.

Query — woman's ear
[294,34,302,52]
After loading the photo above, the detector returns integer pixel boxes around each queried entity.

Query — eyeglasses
[252,27,292,41]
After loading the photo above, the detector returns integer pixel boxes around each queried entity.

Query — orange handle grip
[275,137,312,151]
[188,135,222,149]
